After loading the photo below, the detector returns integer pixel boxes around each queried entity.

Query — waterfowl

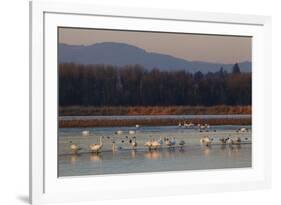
[129,130,136,135]
[200,136,213,146]
[165,137,172,147]
[179,140,186,148]
[82,130,90,136]
[158,137,163,146]
[69,141,81,155]
[232,137,241,145]
[219,137,229,144]
[89,137,103,153]
[171,137,176,146]
[115,130,123,135]
[130,138,137,149]
[144,139,153,149]
[151,139,161,150]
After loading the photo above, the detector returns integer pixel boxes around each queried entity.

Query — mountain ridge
[58,42,251,73]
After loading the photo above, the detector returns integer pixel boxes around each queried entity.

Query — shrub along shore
[59,105,251,116]
[59,105,251,128]
[59,117,251,128]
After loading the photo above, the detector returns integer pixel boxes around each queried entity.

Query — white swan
[89,137,103,153]
[129,130,136,135]
[232,137,241,145]
[69,141,81,155]
[82,130,90,136]
[115,130,123,135]
[200,136,212,146]
[241,127,248,132]
[151,139,161,150]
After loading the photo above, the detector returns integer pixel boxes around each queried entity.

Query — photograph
[58,27,252,177]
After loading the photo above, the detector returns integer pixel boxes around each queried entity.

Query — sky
[58,27,252,64]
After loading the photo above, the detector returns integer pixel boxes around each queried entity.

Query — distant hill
[58,42,251,73]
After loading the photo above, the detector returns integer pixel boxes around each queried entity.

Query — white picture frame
[30,1,272,204]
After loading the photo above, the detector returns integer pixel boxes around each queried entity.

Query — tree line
[59,63,251,107]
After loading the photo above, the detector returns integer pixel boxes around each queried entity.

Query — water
[58,124,251,176]
[59,144,251,176]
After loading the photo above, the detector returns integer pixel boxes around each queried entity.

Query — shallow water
[58,144,252,176]
[58,125,251,154]
[58,124,251,176]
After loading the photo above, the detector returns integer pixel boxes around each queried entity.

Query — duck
[89,136,103,153]
[179,140,186,149]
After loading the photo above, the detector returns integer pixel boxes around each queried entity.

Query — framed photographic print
[30,1,271,204]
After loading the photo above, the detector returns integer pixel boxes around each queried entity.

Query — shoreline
[59,117,251,128]
[59,105,251,116]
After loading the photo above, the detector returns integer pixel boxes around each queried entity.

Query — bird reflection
[131,150,136,159]
[144,150,161,160]
[70,154,78,164]
[90,153,102,161]
[202,147,211,156]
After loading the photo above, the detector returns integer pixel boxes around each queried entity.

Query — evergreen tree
[232,63,241,74]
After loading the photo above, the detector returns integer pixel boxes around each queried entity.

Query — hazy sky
[59,27,252,64]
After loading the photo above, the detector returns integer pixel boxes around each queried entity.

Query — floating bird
[171,137,176,146]
[115,130,123,135]
[129,130,136,135]
[69,141,81,155]
[158,137,163,146]
[89,137,103,153]
[219,137,229,144]
[130,138,138,149]
[165,137,172,147]
[237,127,248,133]
[151,139,161,150]
[232,137,241,145]
[179,140,186,149]
[144,139,152,149]
[135,124,140,128]
[200,136,213,146]
[82,130,90,136]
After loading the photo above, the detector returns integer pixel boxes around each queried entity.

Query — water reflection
[70,154,78,164]
[131,150,136,159]
[90,153,102,161]
[144,150,161,160]
[202,146,211,156]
